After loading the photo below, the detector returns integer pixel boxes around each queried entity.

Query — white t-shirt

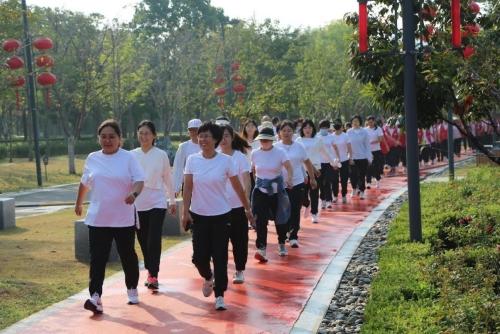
[246,139,261,162]
[251,146,289,180]
[347,128,373,161]
[225,150,251,209]
[184,152,236,216]
[365,126,384,152]
[275,141,308,186]
[331,132,351,162]
[81,149,145,227]
[316,134,336,163]
[131,147,176,211]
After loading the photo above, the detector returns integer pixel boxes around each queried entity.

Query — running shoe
[144,272,152,286]
[202,277,214,297]
[233,271,245,284]
[147,276,159,290]
[321,201,327,210]
[289,239,299,248]
[342,196,347,204]
[278,244,288,256]
[332,197,338,203]
[215,296,227,311]
[127,288,139,305]
[84,292,103,314]
[360,191,365,199]
[254,248,268,263]
[312,214,319,224]
[326,201,332,208]
[367,182,372,189]
[351,189,358,197]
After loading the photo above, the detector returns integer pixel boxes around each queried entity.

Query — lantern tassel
[44,89,51,108]
[16,90,20,111]
[451,0,461,48]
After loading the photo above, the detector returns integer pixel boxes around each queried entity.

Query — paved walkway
[1,160,468,334]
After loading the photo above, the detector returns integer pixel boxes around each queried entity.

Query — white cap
[187,119,202,129]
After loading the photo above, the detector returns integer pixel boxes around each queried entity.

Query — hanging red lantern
[37,72,57,86]
[231,74,242,82]
[463,45,475,59]
[35,55,54,68]
[451,0,461,48]
[215,87,226,96]
[233,83,246,94]
[33,37,54,51]
[358,0,368,53]
[469,2,480,14]
[2,39,22,53]
[6,55,24,70]
[464,23,480,37]
[231,62,240,72]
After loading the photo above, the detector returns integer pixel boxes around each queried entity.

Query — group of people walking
[75,113,487,314]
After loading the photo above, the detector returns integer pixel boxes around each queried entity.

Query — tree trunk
[68,135,76,174]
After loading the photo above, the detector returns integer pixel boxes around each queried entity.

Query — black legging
[332,160,349,198]
[367,150,383,183]
[229,207,249,271]
[304,173,320,214]
[319,163,334,202]
[137,208,166,278]
[350,159,369,192]
[252,189,288,249]
[286,183,305,241]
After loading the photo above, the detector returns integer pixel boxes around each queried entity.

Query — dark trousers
[453,138,462,156]
[229,207,248,271]
[137,208,166,278]
[319,163,334,202]
[439,140,448,161]
[350,159,369,192]
[387,147,400,168]
[190,211,230,298]
[333,160,349,197]
[286,183,305,241]
[88,225,139,297]
[367,150,383,183]
[252,189,288,249]
[304,173,320,214]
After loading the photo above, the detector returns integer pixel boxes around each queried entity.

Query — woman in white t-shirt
[347,115,373,199]
[332,121,354,204]
[251,126,293,263]
[275,120,316,249]
[219,125,251,285]
[365,116,384,188]
[75,119,145,315]
[182,122,253,311]
[131,120,176,291]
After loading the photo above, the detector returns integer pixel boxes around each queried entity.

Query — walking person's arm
[230,176,255,225]
[181,174,193,230]
[75,183,89,216]
[163,154,177,215]
[303,159,317,189]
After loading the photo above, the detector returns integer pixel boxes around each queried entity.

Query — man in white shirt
[173,119,202,196]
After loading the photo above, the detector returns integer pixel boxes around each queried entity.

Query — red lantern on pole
[33,37,54,51]
[35,55,54,68]
[463,45,475,59]
[2,39,22,53]
[451,0,461,48]
[233,83,246,94]
[358,0,368,53]
[37,72,57,107]
[469,2,480,14]
[215,87,226,96]
[6,55,24,70]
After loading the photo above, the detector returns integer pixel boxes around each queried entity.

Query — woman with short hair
[75,119,145,314]
[347,115,372,199]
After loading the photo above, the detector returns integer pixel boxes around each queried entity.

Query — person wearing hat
[251,126,293,262]
[173,119,202,196]
[215,116,231,126]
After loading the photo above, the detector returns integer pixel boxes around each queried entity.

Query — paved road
[0,184,79,218]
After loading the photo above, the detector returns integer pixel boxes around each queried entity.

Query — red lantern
[215,87,226,96]
[37,72,57,86]
[463,45,475,59]
[469,2,480,14]
[231,62,240,72]
[10,76,25,87]
[465,23,480,37]
[35,55,54,68]
[451,0,461,48]
[233,83,246,94]
[2,39,22,53]
[231,74,242,82]
[359,1,368,53]
[33,37,54,51]
[6,56,24,70]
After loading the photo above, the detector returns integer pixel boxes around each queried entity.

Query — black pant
[387,147,400,168]
[286,183,305,241]
[319,163,334,202]
[190,211,230,298]
[454,138,462,156]
[229,207,248,271]
[367,150,383,183]
[88,225,139,297]
[439,140,448,161]
[252,189,288,249]
[304,173,320,214]
[333,160,349,197]
[350,159,369,192]
[137,208,166,278]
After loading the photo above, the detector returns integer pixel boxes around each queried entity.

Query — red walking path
[2,160,467,334]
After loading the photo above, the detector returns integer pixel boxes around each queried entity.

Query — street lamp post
[21,0,43,187]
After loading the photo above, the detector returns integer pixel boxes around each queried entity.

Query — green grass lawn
[362,166,499,333]
[0,156,85,193]
[0,208,188,330]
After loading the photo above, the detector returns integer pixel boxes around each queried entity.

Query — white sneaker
[254,248,268,263]
[342,196,347,204]
[84,292,103,314]
[215,296,227,311]
[351,189,357,197]
[366,182,372,189]
[359,191,365,199]
[312,214,319,224]
[278,244,288,256]
[332,197,338,203]
[321,201,327,210]
[127,288,139,304]
[202,277,214,297]
[289,239,299,248]
[326,201,332,208]
[233,271,245,284]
